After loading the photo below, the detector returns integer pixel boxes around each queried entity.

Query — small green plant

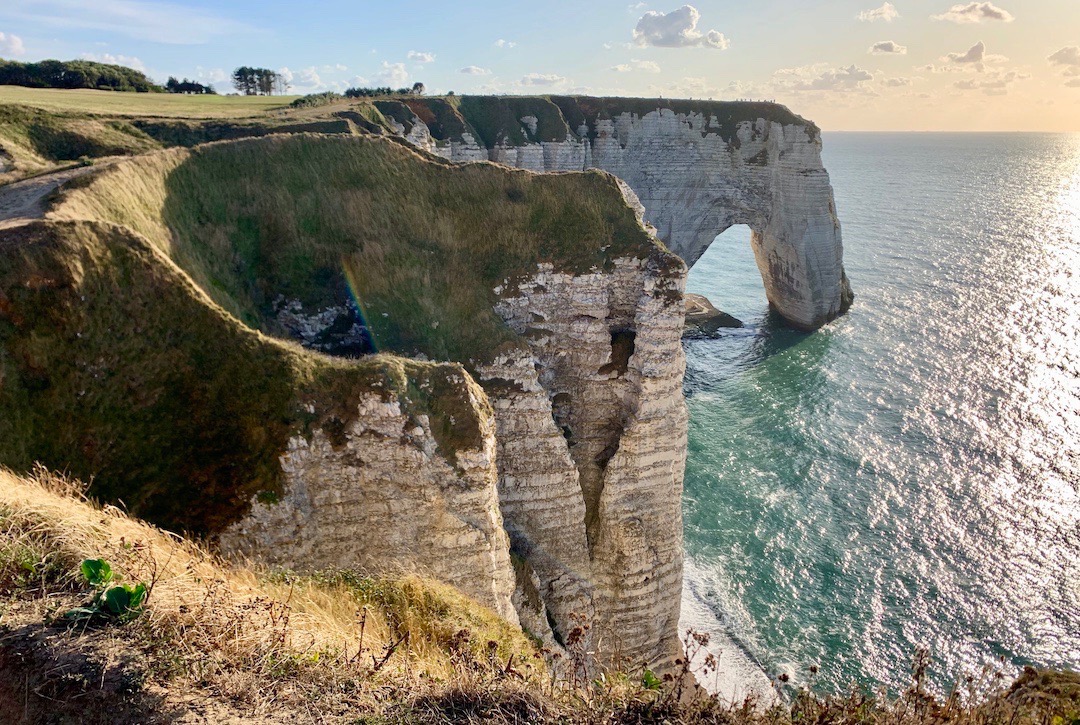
[641,669,662,691]
[65,558,148,623]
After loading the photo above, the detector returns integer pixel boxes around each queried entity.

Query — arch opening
[685,225,769,329]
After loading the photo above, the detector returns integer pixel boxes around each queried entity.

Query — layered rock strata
[478,250,688,668]
[220,376,519,624]
[7,112,851,680]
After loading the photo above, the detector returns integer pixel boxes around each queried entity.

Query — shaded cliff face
[394,95,852,330]
[480,251,687,668]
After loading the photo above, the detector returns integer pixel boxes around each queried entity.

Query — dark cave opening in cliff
[685,225,769,329]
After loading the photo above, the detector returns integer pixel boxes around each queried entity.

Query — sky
[1,0,1079,131]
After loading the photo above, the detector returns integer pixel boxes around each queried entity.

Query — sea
[678,133,1080,700]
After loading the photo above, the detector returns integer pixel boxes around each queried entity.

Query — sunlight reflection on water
[680,134,1080,693]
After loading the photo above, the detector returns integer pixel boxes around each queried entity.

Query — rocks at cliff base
[684,293,743,338]
[274,296,374,357]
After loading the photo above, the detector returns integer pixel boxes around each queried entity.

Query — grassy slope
[49,133,671,363]
[4,129,668,534]
[0,469,546,723]
[0,104,360,185]
[2,468,1078,723]
[0,89,820,184]
[0,219,488,536]
[0,103,160,180]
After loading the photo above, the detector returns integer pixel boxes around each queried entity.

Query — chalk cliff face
[478,250,688,667]
[400,96,852,330]
[216,99,852,670]
[362,96,852,667]
[13,113,850,679]
[219,371,520,625]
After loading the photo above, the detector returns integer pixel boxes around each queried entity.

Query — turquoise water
[682,133,1080,693]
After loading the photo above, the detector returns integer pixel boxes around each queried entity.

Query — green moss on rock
[454,96,570,147]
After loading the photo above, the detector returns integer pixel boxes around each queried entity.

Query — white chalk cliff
[224,99,851,675]
[404,98,853,330]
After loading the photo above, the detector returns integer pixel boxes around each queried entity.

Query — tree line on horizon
[0,57,429,100]
[344,82,426,98]
[230,67,288,96]
[166,77,216,95]
[0,58,160,92]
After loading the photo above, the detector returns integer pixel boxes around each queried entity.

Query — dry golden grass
[0,467,548,721]
[2,468,1078,723]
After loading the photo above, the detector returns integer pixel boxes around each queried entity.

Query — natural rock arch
[400,97,854,330]
[583,115,854,331]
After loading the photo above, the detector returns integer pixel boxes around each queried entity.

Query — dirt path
[0,166,100,229]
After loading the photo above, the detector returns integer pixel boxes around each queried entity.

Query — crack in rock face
[479,254,689,672]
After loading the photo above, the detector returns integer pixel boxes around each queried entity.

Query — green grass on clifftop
[49,133,671,363]
[0,85,296,117]
[0,220,489,535]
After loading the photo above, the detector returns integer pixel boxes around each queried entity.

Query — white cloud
[0,30,25,56]
[858,3,900,22]
[1048,47,1080,86]
[459,65,491,75]
[2,0,254,44]
[870,40,907,55]
[375,61,409,87]
[1049,47,1080,68]
[780,64,876,93]
[349,75,369,87]
[407,51,435,64]
[611,59,661,73]
[196,66,227,84]
[932,2,1014,24]
[494,39,516,49]
[882,76,913,87]
[658,77,761,99]
[80,52,146,72]
[633,5,729,49]
[321,64,347,73]
[941,39,1006,70]
[291,66,323,91]
[946,41,986,64]
[520,72,567,86]
[953,68,1028,95]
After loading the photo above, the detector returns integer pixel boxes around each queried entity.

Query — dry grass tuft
[0,467,546,721]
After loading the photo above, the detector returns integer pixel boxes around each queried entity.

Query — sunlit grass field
[0,85,297,118]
